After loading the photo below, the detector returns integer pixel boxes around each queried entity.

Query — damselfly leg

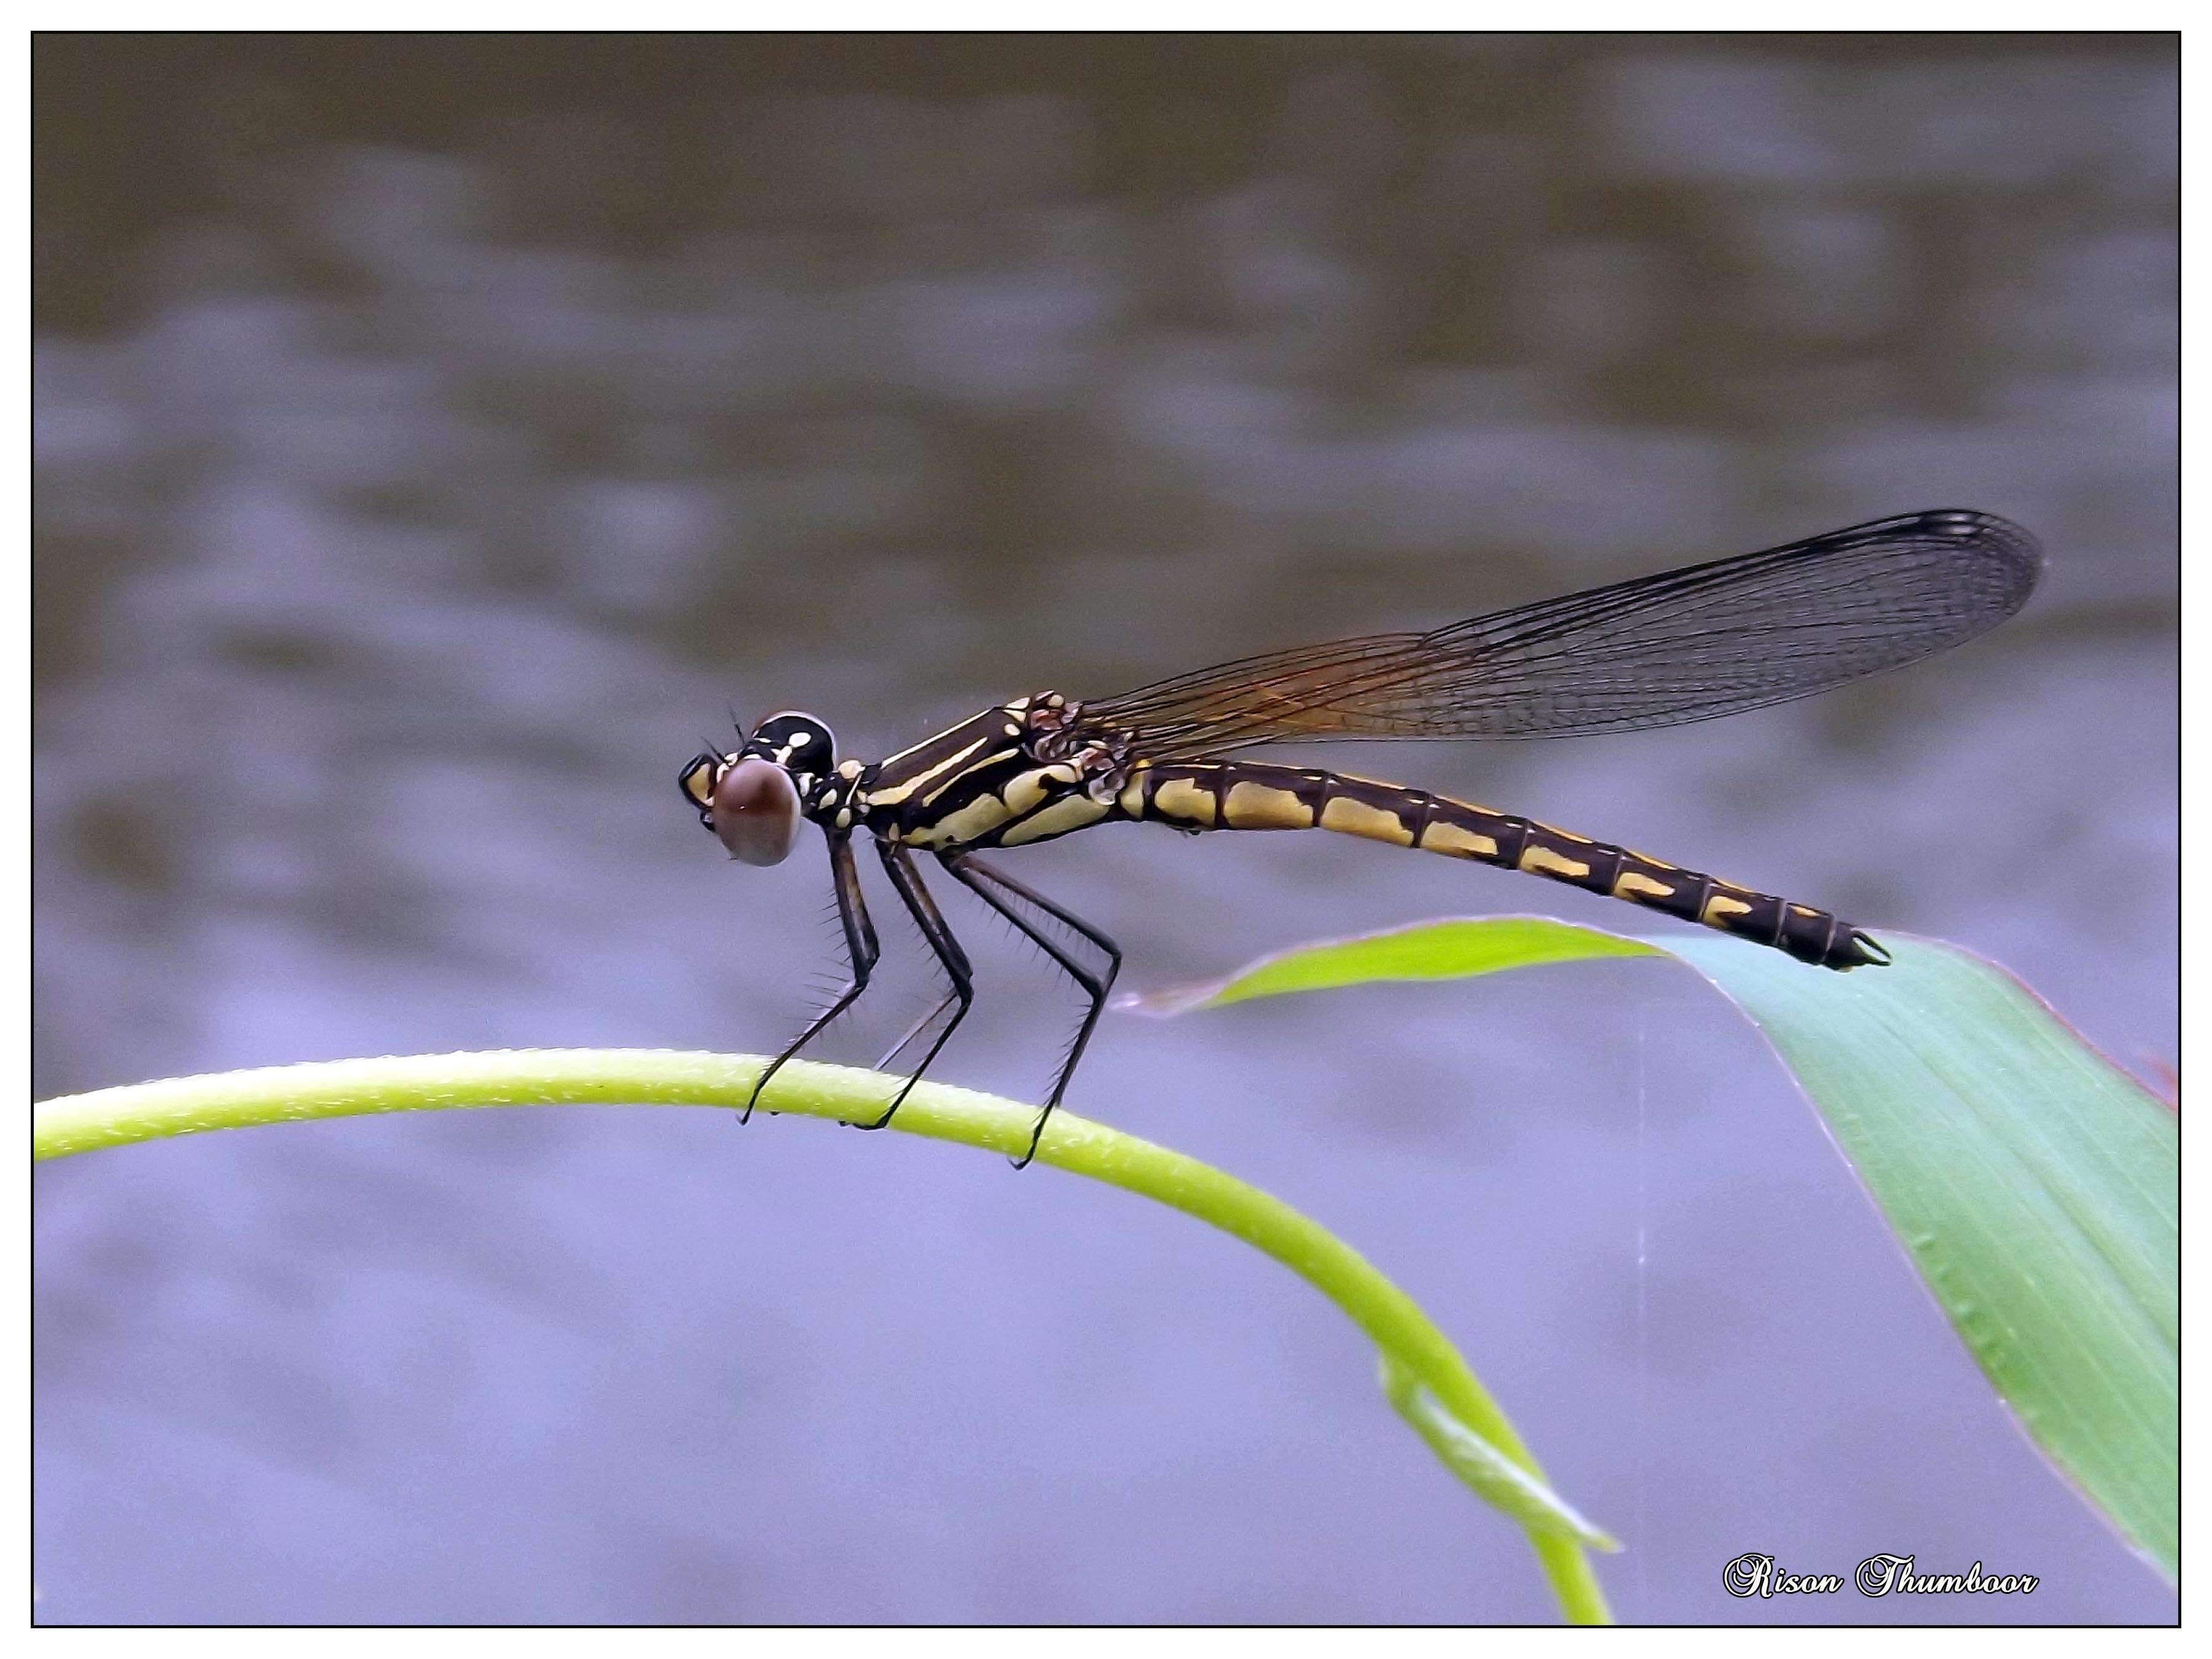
[875,994,960,1072]
[745,833,878,1123]
[853,843,974,1131]
[943,852,1122,1168]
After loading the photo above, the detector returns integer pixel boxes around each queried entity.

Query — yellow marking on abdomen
[1152,777,1217,827]
[1319,794,1413,846]
[1701,893,1754,924]
[1520,844,1592,880]
[1224,782,1315,830]
[995,794,1111,846]
[1418,820,1500,860]
[1614,871,1676,901]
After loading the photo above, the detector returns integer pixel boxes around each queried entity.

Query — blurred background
[34,34,2175,1625]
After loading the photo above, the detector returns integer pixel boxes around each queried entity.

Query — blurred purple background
[34,36,2175,1624]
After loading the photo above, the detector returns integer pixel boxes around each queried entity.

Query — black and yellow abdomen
[1116,759,1886,970]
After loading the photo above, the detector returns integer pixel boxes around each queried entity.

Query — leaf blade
[1666,931,2176,1580]
[1124,914,1663,1016]
[1142,916,2178,1580]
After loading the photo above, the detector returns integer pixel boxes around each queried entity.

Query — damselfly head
[678,712,836,866]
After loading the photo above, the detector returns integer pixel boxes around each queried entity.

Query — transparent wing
[1081,510,2040,758]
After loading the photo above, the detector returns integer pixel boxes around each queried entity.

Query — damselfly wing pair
[680,509,2039,1165]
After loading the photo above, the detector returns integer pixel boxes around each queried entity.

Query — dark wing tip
[1912,508,2044,618]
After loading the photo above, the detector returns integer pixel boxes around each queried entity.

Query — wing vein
[1079,511,2039,756]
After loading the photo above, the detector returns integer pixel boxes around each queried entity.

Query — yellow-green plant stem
[34,1048,1614,1623]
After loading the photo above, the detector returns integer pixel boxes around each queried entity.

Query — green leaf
[1135,915,2178,1582]
[1136,914,1663,1015]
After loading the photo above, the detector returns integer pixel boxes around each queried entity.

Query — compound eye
[709,757,802,866]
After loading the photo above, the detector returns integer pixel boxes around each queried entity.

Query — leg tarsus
[1011,1107,1051,1171]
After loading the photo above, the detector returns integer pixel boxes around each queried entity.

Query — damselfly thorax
[680,509,2042,1166]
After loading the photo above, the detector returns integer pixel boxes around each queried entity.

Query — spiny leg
[870,866,974,1070]
[858,842,975,1131]
[746,832,879,1122]
[941,852,1122,1169]
[875,990,960,1073]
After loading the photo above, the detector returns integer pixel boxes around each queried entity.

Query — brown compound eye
[710,756,802,866]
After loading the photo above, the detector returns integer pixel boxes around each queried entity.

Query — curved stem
[34,1048,1613,1623]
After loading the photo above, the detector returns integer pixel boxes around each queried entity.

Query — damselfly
[681,509,2039,1164]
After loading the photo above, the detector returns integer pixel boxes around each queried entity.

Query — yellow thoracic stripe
[865,732,996,807]
[996,794,1111,846]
